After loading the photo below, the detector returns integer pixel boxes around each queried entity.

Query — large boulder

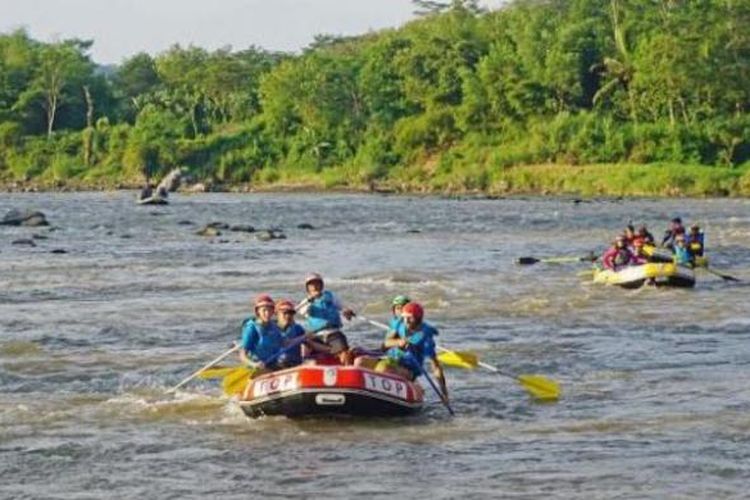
[156,168,183,193]
[1,209,49,226]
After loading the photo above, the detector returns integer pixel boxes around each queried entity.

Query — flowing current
[1,192,749,499]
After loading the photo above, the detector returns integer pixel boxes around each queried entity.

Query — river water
[1,192,749,499]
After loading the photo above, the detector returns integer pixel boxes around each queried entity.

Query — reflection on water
[1,192,749,498]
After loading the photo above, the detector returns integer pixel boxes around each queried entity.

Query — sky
[0,0,506,64]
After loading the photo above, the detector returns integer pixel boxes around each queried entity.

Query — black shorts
[320,330,349,354]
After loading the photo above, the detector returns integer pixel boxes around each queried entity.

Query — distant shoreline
[3,163,749,198]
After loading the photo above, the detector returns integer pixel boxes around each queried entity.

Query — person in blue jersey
[382,295,410,350]
[353,294,411,369]
[686,224,705,259]
[672,234,692,266]
[274,299,330,368]
[379,302,448,401]
[238,294,284,373]
[297,273,356,364]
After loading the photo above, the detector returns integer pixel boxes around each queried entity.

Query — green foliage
[1,1,750,196]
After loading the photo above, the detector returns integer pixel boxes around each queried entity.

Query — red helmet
[305,273,324,287]
[254,294,275,310]
[402,302,424,322]
[276,299,295,314]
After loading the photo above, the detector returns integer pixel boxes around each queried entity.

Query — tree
[591,0,637,122]
[13,39,95,136]
[112,52,161,121]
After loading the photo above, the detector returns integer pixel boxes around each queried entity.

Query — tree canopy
[1,0,749,193]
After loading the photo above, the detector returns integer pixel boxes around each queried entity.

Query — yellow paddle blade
[221,366,256,396]
[517,374,561,401]
[198,366,240,379]
[437,351,479,369]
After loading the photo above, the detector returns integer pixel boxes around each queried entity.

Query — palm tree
[591,0,637,122]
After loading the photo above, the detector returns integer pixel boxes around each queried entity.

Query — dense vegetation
[1,0,749,195]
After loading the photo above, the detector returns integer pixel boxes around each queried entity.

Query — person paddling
[379,302,448,401]
[275,299,329,367]
[139,182,154,200]
[238,295,285,378]
[623,224,636,245]
[155,184,168,199]
[686,224,705,258]
[602,235,637,271]
[636,224,655,245]
[673,234,692,266]
[662,217,686,249]
[631,238,648,265]
[382,295,410,349]
[297,273,356,365]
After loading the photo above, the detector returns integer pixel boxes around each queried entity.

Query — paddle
[416,362,454,416]
[433,349,478,369]
[517,253,597,265]
[166,344,240,394]
[436,346,560,401]
[198,366,241,379]
[700,266,740,282]
[222,365,256,396]
[356,314,560,401]
[222,328,332,396]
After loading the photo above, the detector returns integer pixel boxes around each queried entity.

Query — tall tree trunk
[82,86,95,166]
[46,93,57,137]
[83,85,94,128]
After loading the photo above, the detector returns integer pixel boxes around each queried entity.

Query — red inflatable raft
[238,364,424,418]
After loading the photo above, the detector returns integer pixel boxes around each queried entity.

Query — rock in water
[256,229,286,241]
[230,225,255,233]
[196,225,221,237]
[12,239,36,246]
[1,209,49,226]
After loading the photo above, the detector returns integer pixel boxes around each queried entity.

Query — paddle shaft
[420,366,454,415]
[518,254,597,265]
[167,344,240,393]
[702,267,740,282]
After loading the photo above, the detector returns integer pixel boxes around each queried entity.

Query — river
[1,192,749,499]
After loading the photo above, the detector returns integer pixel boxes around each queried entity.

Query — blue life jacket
[277,322,306,366]
[673,246,691,265]
[387,321,438,376]
[304,290,342,332]
[240,317,284,364]
[384,316,403,344]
